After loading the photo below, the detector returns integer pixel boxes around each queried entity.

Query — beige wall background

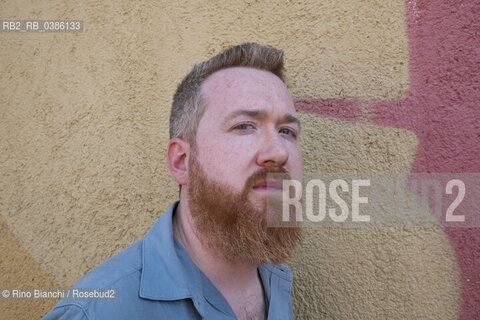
[0,1,460,319]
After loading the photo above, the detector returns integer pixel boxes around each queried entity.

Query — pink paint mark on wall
[297,1,480,317]
[295,99,362,121]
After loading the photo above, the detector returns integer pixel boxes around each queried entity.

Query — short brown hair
[169,42,285,145]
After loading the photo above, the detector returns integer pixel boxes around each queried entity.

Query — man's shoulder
[44,240,145,319]
[75,239,143,289]
[66,203,178,292]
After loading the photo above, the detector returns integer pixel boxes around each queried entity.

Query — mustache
[244,167,292,191]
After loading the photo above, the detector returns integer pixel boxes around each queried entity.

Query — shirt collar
[139,201,206,316]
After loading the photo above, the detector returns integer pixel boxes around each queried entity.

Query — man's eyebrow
[223,109,268,123]
[223,109,300,127]
[282,113,300,128]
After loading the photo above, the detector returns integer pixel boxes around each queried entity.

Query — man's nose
[256,130,289,167]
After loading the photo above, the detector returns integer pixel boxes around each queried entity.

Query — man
[44,42,303,320]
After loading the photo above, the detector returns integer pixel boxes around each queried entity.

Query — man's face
[193,67,303,201]
[186,67,303,263]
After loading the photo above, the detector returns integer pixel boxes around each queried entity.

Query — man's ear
[166,138,190,186]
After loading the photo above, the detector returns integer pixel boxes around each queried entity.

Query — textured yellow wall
[0,0,460,319]
[293,114,459,319]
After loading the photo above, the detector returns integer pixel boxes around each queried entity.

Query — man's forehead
[201,67,287,97]
[200,67,295,115]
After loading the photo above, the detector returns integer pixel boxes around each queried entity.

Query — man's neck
[172,199,266,319]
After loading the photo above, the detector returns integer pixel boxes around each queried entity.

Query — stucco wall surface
[1,0,477,319]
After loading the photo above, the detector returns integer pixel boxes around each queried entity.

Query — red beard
[187,150,301,264]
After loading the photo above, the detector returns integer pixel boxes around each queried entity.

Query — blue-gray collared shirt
[43,201,294,319]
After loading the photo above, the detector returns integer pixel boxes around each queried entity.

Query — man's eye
[279,128,296,137]
[234,123,254,130]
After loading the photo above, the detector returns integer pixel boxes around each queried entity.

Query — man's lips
[252,180,284,191]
